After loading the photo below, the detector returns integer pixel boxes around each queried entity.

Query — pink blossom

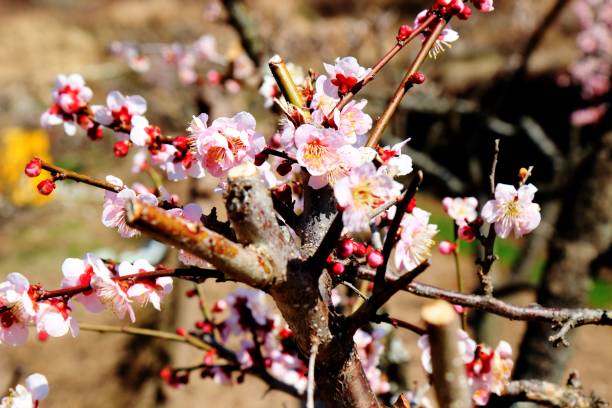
[481,183,541,239]
[418,329,477,374]
[192,112,265,177]
[40,74,93,136]
[311,75,340,122]
[307,144,370,189]
[0,273,36,346]
[294,124,344,177]
[468,341,513,405]
[333,100,372,144]
[35,299,79,338]
[473,0,494,12]
[93,91,148,141]
[324,57,370,95]
[61,254,108,313]
[354,328,391,395]
[438,240,457,255]
[391,208,439,273]
[442,196,479,227]
[90,273,135,322]
[101,176,158,238]
[118,259,173,311]
[157,143,206,181]
[334,162,402,234]
[1,373,49,407]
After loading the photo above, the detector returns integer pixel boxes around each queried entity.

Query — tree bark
[514,133,612,381]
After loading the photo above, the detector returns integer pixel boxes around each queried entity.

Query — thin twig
[374,314,426,336]
[79,323,211,351]
[40,160,122,193]
[478,139,500,295]
[366,18,447,148]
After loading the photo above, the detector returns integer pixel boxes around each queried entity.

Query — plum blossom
[61,254,108,313]
[192,112,265,177]
[216,288,269,341]
[481,183,541,239]
[418,329,477,375]
[332,100,372,144]
[334,162,402,234]
[391,208,439,273]
[0,273,36,346]
[324,57,370,95]
[442,196,479,227]
[157,144,205,181]
[414,10,459,57]
[102,176,159,238]
[311,75,340,123]
[377,139,414,177]
[294,124,344,177]
[0,373,49,408]
[118,259,173,311]
[90,273,135,322]
[40,74,93,136]
[35,299,79,339]
[92,91,148,141]
[468,341,513,405]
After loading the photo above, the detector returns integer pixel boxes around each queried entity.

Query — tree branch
[125,199,273,290]
[40,160,122,193]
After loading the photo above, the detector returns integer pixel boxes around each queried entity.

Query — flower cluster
[418,329,512,405]
[0,254,173,346]
[0,373,48,408]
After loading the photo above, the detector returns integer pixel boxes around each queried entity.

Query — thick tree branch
[125,199,273,290]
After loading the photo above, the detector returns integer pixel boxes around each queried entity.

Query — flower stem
[40,160,122,193]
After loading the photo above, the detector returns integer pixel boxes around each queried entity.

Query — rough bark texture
[514,133,612,381]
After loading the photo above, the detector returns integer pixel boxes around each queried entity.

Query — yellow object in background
[0,127,53,206]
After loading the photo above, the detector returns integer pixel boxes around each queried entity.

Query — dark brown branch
[221,0,263,66]
[374,171,423,292]
[373,314,426,336]
[356,267,612,334]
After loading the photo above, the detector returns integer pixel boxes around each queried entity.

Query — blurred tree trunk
[513,133,612,381]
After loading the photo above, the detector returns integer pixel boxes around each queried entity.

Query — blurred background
[0,0,610,406]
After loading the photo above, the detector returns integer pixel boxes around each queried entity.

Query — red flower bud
[331,262,345,276]
[366,250,384,268]
[172,136,190,152]
[175,327,188,337]
[87,125,104,141]
[407,197,417,213]
[254,151,268,166]
[24,158,42,178]
[276,160,293,176]
[37,179,56,195]
[353,242,367,257]
[38,331,49,342]
[338,239,354,258]
[113,140,130,157]
[457,4,472,19]
[185,289,197,298]
[396,25,413,42]
[159,367,173,382]
[408,72,426,85]
[450,0,465,14]
[270,133,282,148]
[438,240,458,255]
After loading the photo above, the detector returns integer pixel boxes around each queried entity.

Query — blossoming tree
[2,1,611,407]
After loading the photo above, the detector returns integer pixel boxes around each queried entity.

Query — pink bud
[366,251,384,268]
[212,300,227,313]
[449,0,465,14]
[175,327,188,337]
[24,158,42,178]
[338,239,354,258]
[185,289,197,298]
[254,152,268,166]
[270,133,282,148]
[38,331,49,342]
[87,124,104,141]
[207,69,223,86]
[353,243,367,257]
[438,240,457,255]
[37,179,56,195]
[453,305,464,314]
[276,160,293,176]
[396,25,413,42]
